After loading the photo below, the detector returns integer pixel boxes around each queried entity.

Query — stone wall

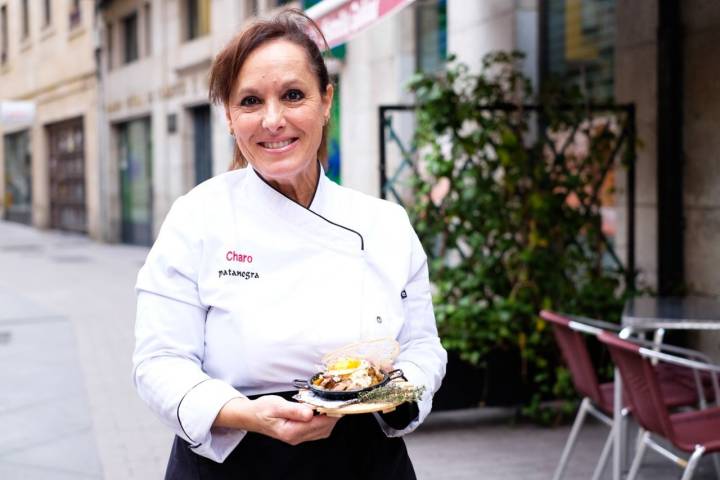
[683,3,720,298]
[614,0,659,291]
[682,2,720,357]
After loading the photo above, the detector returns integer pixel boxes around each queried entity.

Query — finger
[299,415,341,440]
[312,414,341,427]
[272,402,314,422]
[279,415,340,444]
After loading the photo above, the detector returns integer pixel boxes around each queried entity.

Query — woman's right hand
[213,395,340,445]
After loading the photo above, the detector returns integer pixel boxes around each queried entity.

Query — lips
[259,138,298,150]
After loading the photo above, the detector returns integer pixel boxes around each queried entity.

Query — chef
[133,9,447,480]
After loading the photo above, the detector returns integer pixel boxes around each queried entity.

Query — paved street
[0,219,717,479]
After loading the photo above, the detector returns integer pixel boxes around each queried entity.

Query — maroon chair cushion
[597,378,698,416]
[670,407,720,453]
[657,359,718,402]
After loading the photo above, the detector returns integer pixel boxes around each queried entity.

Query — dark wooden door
[48,118,86,233]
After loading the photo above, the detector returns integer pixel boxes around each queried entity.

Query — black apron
[165,393,418,480]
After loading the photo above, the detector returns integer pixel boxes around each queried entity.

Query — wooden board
[313,400,403,417]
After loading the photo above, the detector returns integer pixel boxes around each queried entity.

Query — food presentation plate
[292,368,405,400]
[293,384,409,417]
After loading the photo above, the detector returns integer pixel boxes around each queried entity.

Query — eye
[284,89,304,102]
[240,96,261,107]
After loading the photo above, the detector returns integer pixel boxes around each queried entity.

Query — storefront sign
[306,0,416,49]
[0,101,35,127]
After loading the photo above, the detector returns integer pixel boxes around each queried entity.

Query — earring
[324,117,329,126]
[229,130,235,137]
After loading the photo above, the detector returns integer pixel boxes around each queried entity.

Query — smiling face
[226,38,333,199]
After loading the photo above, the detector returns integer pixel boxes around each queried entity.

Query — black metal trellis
[378,103,637,291]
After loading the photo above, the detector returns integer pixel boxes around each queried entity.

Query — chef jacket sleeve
[133,195,246,463]
[375,213,447,437]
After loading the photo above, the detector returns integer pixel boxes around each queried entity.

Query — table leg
[613,366,622,480]
[613,326,636,480]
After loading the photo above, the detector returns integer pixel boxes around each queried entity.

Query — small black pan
[293,368,405,400]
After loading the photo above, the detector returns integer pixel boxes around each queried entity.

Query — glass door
[191,104,212,185]
[118,117,153,245]
[3,129,32,224]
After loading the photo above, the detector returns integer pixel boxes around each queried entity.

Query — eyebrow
[235,78,308,98]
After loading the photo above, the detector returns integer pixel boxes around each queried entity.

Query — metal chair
[540,310,705,480]
[598,331,720,480]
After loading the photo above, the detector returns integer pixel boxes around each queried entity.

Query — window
[1,5,7,64]
[143,2,151,56]
[122,12,138,64]
[185,0,210,40]
[106,23,113,70]
[541,0,615,101]
[69,0,81,29]
[21,0,29,39]
[43,0,51,26]
[416,0,447,74]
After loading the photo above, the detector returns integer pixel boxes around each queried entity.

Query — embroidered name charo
[226,250,253,263]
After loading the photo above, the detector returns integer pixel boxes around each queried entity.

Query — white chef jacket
[133,165,447,463]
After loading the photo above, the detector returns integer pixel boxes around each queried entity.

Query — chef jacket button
[376,316,382,324]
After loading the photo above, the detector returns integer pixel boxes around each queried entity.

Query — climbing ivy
[407,52,633,423]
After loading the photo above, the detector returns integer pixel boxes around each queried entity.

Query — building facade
[2,0,537,244]
[97,0,296,245]
[0,0,100,237]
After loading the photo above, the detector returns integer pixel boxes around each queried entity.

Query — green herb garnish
[341,384,426,407]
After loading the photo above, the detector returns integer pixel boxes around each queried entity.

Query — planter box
[433,349,526,410]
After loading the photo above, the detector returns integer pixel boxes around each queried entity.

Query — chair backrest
[540,310,603,406]
[598,331,675,439]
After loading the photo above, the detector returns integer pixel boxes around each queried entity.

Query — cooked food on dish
[312,357,385,392]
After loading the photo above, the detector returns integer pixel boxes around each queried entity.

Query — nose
[261,100,286,133]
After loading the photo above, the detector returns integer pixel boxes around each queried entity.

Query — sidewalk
[0,220,716,479]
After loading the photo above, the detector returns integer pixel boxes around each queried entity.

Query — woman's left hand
[213,395,340,445]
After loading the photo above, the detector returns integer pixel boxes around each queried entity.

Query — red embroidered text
[226,250,253,263]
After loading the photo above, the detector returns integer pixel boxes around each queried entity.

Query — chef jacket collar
[243,163,365,254]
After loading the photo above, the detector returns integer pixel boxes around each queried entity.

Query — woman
[133,9,446,480]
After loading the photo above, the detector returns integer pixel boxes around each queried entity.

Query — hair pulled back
[208,8,331,170]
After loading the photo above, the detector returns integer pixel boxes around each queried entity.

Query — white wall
[448,0,515,73]
[339,6,416,196]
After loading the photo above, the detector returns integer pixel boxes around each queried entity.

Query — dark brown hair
[208,8,331,170]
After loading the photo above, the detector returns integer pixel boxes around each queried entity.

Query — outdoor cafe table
[612,296,720,480]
